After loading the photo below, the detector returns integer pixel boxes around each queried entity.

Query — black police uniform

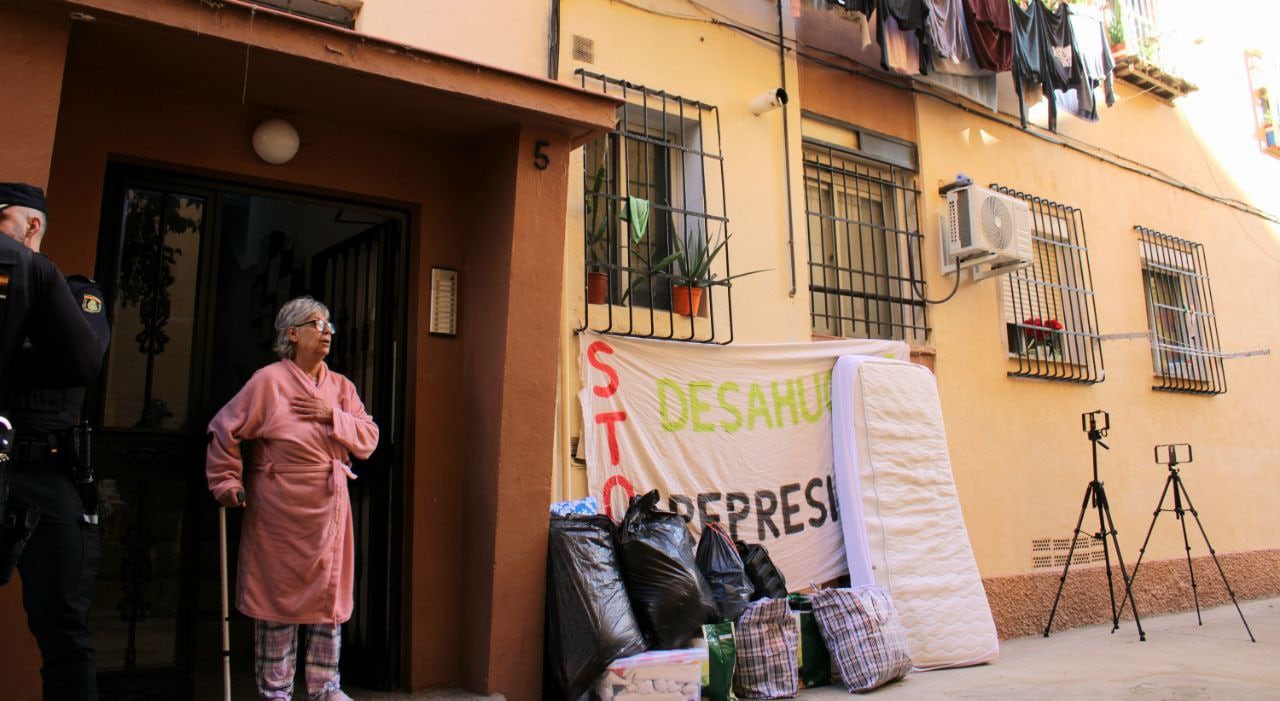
[4,270,109,701]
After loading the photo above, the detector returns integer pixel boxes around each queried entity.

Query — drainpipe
[777,0,798,298]
[548,0,561,80]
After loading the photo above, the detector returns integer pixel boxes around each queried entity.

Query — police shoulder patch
[82,294,103,314]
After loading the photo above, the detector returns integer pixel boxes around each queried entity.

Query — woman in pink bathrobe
[206,296,379,701]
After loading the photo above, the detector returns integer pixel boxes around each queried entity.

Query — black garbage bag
[735,539,789,600]
[696,522,754,622]
[545,514,646,700]
[616,490,717,649]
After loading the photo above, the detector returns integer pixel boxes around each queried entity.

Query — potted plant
[1022,317,1065,360]
[1107,1,1127,54]
[584,166,611,304]
[663,222,770,317]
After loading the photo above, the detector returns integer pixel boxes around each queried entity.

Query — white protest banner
[578,331,909,588]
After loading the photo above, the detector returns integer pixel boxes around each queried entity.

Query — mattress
[832,356,999,670]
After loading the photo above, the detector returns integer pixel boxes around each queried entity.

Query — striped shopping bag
[732,598,798,699]
[810,586,912,693]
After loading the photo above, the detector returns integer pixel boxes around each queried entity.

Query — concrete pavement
[802,597,1276,700]
[347,597,1278,699]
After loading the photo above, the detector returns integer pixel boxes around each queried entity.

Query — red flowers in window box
[1022,317,1065,358]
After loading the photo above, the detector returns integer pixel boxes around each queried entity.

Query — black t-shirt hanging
[875,0,932,74]
[1042,1,1077,91]
[1010,0,1075,131]
[1010,0,1046,87]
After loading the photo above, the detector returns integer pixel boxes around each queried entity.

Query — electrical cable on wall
[649,3,1280,226]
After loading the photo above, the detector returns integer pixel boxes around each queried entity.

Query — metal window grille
[1137,226,1227,394]
[803,143,927,342]
[577,69,735,344]
[992,185,1105,383]
[247,0,357,28]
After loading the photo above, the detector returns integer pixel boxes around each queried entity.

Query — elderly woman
[206,296,379,701]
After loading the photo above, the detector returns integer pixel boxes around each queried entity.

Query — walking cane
[219,505,231,701]
[221,491,243,701]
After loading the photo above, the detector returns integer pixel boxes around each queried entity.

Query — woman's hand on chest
[290,396,334,426]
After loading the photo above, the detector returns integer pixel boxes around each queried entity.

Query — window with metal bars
[577,69,736,344]
[992,185,1105,383]
[802,143,927,342]
[247,0,357,28]
[1137,226,1227,394]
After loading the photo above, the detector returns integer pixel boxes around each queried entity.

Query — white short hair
[273,296,330,359]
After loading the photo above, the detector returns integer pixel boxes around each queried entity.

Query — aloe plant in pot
[663,222,770,316]
[584,166,612,304]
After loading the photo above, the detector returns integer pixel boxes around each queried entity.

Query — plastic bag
[735,540,788,600]
[545,514,646,700]
[616,490,716,649]
[696,523,754,622]
[700,622,738,701]
[788,594,832,688]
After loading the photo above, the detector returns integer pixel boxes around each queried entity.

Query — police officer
[0,182,110,701]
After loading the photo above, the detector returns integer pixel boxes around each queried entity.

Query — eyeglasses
[293,319,336,334]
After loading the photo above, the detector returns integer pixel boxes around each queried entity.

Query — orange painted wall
[38,40,464,694]
[0,6,69,188]
[0,21,579,699]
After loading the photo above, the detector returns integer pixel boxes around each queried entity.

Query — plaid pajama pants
[254,619,342,700]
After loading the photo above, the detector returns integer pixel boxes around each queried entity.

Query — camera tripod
[1115,444,1255,642]
[1044,410,1145,640]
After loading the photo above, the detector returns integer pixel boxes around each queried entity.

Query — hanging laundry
[1011,0,1075,131]
[961,0,1013,73]
[820,0,872,9]
[1010,0,1048,128]
[921,70,1000,110]
[1042,3,1077,88]
[1056,6,1115,121]
[874,0,932,75]
[921,0,997,109]
[809,1,875,55]
[878,10,924,75]
[925,0,978,73]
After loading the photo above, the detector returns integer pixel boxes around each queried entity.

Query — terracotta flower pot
[587,271,608,305]
[671,285,703,316]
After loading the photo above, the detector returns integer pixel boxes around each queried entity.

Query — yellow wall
[908,4,1280,577]
[553,0,812,497]
[546,0,1280,584]
[356,0,550,76]
[916,91,1280,576]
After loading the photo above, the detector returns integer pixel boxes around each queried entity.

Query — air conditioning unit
[943,185,1034,279]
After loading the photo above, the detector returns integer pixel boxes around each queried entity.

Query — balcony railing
[1107,0,1198,101]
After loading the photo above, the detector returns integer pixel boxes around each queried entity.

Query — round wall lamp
[252,118,300,165]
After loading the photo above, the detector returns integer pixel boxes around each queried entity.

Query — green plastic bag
[789,594,832,688]
[700,621,737,701]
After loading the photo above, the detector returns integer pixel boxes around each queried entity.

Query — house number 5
[534,140,551,170]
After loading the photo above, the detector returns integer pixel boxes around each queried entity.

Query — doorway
[89,165,408,698]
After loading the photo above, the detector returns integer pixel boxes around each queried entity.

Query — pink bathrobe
[206,359,379,625]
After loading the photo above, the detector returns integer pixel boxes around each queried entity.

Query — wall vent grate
[1031,535,1106,569]
[572,35,595,64]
